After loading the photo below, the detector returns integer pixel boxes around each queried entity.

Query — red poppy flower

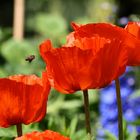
[0,73,50,127]
[15,130,70,140]
[125,22,140,39]
[70,22,140,66]
[124,22,140,65]
[40,39,127,94]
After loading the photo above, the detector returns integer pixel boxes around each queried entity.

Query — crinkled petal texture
[0,74,50,127]
[40,39,127,94]
[71,22,140,66]
[15,130,70,140]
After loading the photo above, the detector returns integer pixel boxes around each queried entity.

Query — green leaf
[69,116,78,137]
[1,39,35,64]
[0,126,16,137]
[129,119,140,126]
[104,130,117,140]
[129,90,140,99]
[34,13,68,45]
[127,129,137,140]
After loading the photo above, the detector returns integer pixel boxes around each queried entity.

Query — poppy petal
[15,130,70,140]
[125,22,140,39]
[75,38,128,88]
[125,22,140,65]
[71,22,81,30]
[64,32,75,47]
[39,38,127,93]
[39,39,53,62]
[71,22,140,66]
[0,75,50,127]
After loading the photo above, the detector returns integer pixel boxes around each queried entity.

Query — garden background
[0,0,140,139]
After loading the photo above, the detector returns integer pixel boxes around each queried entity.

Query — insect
[25,55,35,63]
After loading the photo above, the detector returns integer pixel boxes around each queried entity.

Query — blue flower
[129,98,140,116]
[100,87,116,105]
[97,71,140,139]
[124,109,137,122]
[136,126,140,133]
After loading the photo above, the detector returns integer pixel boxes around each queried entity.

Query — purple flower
[118,17,129,26]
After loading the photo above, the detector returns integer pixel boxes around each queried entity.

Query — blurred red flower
[70,22,140,66]
[40,38,127,94]
[0,73,50,127]
[125,22,140,39]
[15,130,70,140]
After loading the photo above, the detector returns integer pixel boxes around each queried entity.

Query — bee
[25,55,35,63]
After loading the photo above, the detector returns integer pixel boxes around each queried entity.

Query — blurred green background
[0,0,140,140]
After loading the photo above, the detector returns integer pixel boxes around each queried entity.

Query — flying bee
[25,55,35,63]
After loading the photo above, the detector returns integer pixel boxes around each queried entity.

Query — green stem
[115,79,124,140]
[83,90,91,134]
[16,124,22,137]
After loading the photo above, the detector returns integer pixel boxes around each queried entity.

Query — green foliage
[0,38,44,76]
[35,13,67,37]
[87,0,117,23]
[0,126,16,138]
[0,28,12,43]
[129,14,140,21]
[28,13,68,46]
[127,129,137,140]
[129,89,140,99]
[1,39,35,64]
[0,123,41,139]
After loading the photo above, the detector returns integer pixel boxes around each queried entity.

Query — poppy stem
[83,90,91,134]
[16,124,22,137]
[115,79,124,140]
